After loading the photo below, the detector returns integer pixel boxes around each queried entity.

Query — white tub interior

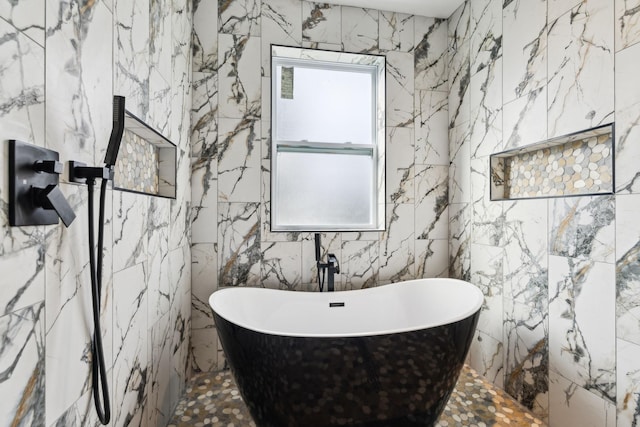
[209,278,484,338]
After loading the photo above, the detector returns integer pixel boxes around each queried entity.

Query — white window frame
[270,45,386,232]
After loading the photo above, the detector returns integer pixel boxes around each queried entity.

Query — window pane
[275,150,374,228]
[275,65,373,145]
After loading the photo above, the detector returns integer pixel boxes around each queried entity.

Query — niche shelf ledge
[490,123,614,201]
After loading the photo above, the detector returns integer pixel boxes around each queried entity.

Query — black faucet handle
[33,184,76,227]
[327,253,340,274]
[33,160,63,174]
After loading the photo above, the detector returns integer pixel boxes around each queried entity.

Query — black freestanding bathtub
[210,278,483,427]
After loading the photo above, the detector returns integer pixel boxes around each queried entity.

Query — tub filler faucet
[314,233,340,292]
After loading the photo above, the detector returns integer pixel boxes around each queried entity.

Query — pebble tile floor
[168,365,546,427]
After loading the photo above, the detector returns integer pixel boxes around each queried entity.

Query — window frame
[270,45,386,232]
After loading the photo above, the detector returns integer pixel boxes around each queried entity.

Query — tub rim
[209,278,484,339]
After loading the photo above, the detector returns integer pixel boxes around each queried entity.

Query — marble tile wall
[0,0,192,425]
[190,0,451,372]
[455,0,640,426]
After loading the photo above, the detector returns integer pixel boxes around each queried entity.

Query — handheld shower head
[103,96,125,168]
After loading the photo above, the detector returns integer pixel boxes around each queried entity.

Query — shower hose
[87,178,111,424]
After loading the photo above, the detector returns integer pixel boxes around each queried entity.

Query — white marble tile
[415,239,448,278]
[414,90,448,166]
[192,0,218,72]
[147,67,172,138]
[415,165,448,240]
[45,1,112,169]
[0,303,45,426]
[0,18,43,148]
[150,0,172,85]
[504,299,549,420]
[386,127,414,204]
[260,0,302,76]
[169,151,192,251]
[617,339,640,427]
[219,0,260,36]
[471,157,503,246]
[449,124,471,204]
[51,382,112,427]
[113,191,149,273]
[468,330,504,388]
[449,202,471,280]
[548,0,582,21]
[448,1,470,50]
[114,0,150,119]
[470,58,502,158]
[615,41,640,193]
[218,202,261,287]
[471,244,504,341]
[549,370,616,427]
[0,0,44,45]
[616,0,640,51]
[169,244,191,358]
[341,7,378,53]
[301,2,341,44]
[261,241,302,290]
[547,0,614,138]
[616,194,640,346]
[341,240,379,289]
[148,197,171,320]
[0,245,44,316]
[191,243,217,330]
[148,311,175,427]
[218,34,261,120]
[448,41,470,130]
[379,204,414,284]
[191,156,218,244]
[549,256,615,402]
[217,118,261,203]
[414,16,447,91]
[169,0,193,148]
[502,0,547,104]
[470,0,502,76]
[386,50,414,128]
[503,199,548,307]
[503,88,548,149]
[379,11,413,53]
[112,263,148,426]
[191,327,223,373]
[549,195,615,263]
[191,74,217,157]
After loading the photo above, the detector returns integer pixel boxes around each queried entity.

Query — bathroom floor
[168,365,546,427]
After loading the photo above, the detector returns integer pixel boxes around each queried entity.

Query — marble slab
[301,2,341,45]
[379,204,415,284]
[219,0,260,36]
[218,35,261,121]
[414,17,447,91]
[341,7,378,53]
[192,0,218,72]
[502,0,547,104]
[386,127,415,204]
[616,194,640,346]
[385,51,414,128]
[616,0,640,51]
[218,202,261,287]
[449,202,471,281]
[415,165,448,241]
[379,12,413,53]
[549,256,615,402]
[547,0,614,138]
[415,239,448,279]
[414,90,448,166]
[617,339,640,427]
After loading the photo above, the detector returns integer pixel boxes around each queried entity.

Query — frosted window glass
[275,151,373,227]
[275,66,373,145]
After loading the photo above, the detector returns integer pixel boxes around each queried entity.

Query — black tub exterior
[213,310,480,427]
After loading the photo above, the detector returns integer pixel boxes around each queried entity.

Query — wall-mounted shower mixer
[8,140,75,227]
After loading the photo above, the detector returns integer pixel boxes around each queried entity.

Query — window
[270,45,386,231]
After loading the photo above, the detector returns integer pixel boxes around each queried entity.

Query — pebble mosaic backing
[169,366,546,427]
[503,134,612,198]
[114,130,160,194]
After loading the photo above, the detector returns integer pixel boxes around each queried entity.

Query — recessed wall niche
[490,124,614,200]
[114,110,177,199]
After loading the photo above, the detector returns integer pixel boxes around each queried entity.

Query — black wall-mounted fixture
[8,140,76,227]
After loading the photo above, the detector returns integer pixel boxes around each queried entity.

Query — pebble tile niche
[490,124,614,200]
[114,110,177,198]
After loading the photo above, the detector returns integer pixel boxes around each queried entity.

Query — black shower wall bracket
[8,140,76,227]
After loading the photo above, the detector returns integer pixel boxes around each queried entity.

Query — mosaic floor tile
[168,365,545,427]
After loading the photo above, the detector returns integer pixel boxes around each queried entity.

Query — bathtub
[209,278,483,427]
